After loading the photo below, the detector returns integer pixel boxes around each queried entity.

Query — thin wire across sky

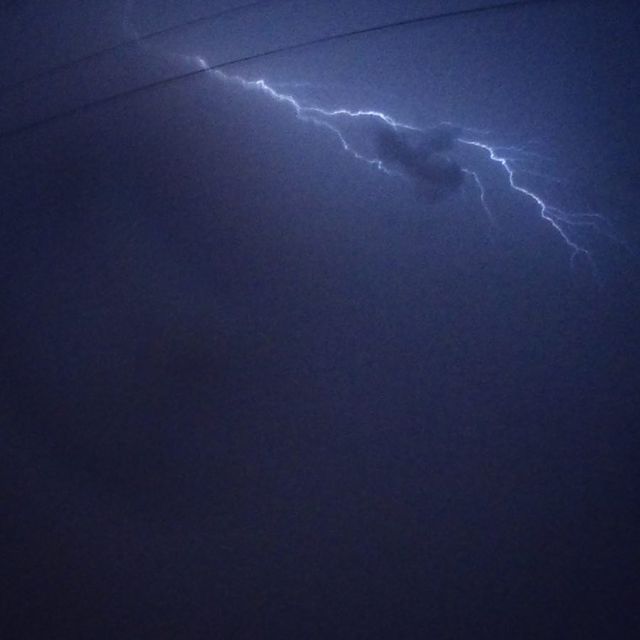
[0,0,567,142]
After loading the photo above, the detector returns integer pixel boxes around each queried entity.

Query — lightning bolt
[458,137,596,267]
[211,63,619,269]
[462,168,495,228]
[133,33,620,274]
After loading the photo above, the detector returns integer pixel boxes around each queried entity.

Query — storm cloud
[376,124,465,201]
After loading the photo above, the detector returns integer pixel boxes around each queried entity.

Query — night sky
[2,1,640,637]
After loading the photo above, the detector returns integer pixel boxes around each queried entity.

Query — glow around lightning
[185,52,618,269]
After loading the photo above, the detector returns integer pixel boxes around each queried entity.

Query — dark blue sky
[2,1,640,638]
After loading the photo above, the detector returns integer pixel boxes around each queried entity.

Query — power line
[0,0,566,143]
[0,0,280,94]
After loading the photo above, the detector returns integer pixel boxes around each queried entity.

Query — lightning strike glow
[165,51,620,273]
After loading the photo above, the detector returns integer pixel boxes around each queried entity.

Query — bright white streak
[192,54,612,268]
[458,137,594,266]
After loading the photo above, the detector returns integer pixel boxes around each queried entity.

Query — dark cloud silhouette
[376,124,464,201]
